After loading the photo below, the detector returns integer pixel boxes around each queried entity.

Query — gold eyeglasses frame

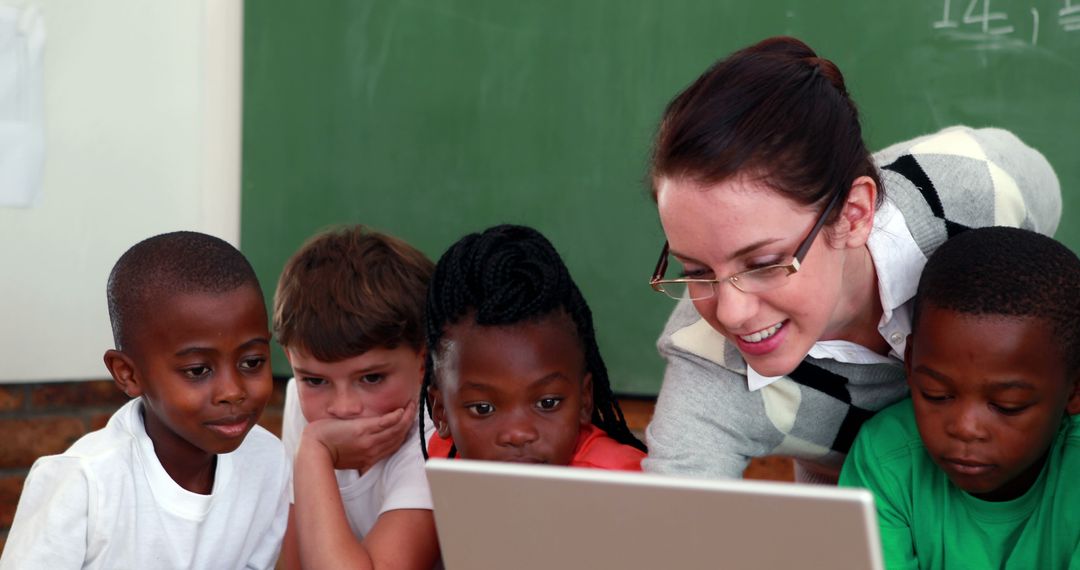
[649,187,846,299]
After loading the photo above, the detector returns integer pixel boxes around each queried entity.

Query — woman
[642,36,1061,483]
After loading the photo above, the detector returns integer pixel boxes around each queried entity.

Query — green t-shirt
[839,398,1080,570]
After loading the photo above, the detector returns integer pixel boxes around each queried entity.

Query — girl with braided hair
[421,224,646,469]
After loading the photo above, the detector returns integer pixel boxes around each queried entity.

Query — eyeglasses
[649,187,845,300]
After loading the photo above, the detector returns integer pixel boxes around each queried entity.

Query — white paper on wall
[0,4,43,208]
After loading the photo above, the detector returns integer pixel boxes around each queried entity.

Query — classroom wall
[0,0,242,383]
[0,0,243,553]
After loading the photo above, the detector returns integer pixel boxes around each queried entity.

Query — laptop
[426,459,884,570]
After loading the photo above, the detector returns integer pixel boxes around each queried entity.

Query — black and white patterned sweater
[643,126,1062,480]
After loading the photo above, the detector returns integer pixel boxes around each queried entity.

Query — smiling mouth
[739,321,784,343]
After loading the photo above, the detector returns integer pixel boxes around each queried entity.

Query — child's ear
[428,384,451,438]
[104,349,141,398]
[1066,373,1080,416]
[829,176,877,249]
[417,347,427,378]
[579,373,594,426]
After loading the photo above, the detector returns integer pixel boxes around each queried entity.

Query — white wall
[0,0,242,382]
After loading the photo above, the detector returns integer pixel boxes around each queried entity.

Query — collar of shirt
[747,199,925,391]
[747,366,784,391]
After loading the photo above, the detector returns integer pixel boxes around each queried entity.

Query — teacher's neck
[826,244,890,355]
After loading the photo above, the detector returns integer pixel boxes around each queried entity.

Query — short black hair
[107,231,262,351]
[913,226,1080,372]
[420,224,646,457]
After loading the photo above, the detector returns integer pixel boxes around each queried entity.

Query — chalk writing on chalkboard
[1062,0,1080,31]
[934,0,1080,46]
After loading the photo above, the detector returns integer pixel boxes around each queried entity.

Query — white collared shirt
[747,199,926,391]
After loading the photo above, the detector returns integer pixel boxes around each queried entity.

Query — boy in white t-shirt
[274,226,440,570]
[0,231,289,569]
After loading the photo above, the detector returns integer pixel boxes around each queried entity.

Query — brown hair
[651,36,883,220]
[273,226,434,361]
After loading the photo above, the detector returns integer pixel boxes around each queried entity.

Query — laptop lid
[426,459,884,570]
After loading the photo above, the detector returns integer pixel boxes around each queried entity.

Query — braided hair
[419,224,646,458]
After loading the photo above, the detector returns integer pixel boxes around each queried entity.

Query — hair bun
[803,56,849,97]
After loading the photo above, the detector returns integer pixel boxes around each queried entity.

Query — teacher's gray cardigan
[643,126,1062,480]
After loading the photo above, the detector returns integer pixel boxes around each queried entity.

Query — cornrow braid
[419,224,646,458]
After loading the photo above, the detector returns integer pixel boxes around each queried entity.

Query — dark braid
[419,225,646,458]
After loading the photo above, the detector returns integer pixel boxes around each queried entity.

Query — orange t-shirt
[427,424,644,471]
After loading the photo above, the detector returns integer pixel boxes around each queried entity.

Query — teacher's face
[656,176,860,377]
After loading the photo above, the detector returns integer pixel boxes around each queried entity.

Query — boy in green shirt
[840,226,1080,569]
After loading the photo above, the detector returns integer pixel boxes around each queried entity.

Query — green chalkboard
[242,0,1080,395]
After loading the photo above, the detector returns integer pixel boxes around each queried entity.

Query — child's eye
[992,403,1030,416]
[919,391,951,403]
[536,397,563,410]
[239,357,266,372]
[359,374,384,385]
[300,377,327,387]
[466,402,495,417]
[183,366,211,380]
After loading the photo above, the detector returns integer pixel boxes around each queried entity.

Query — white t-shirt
[282,378,434,539]
[0,398,290,570]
